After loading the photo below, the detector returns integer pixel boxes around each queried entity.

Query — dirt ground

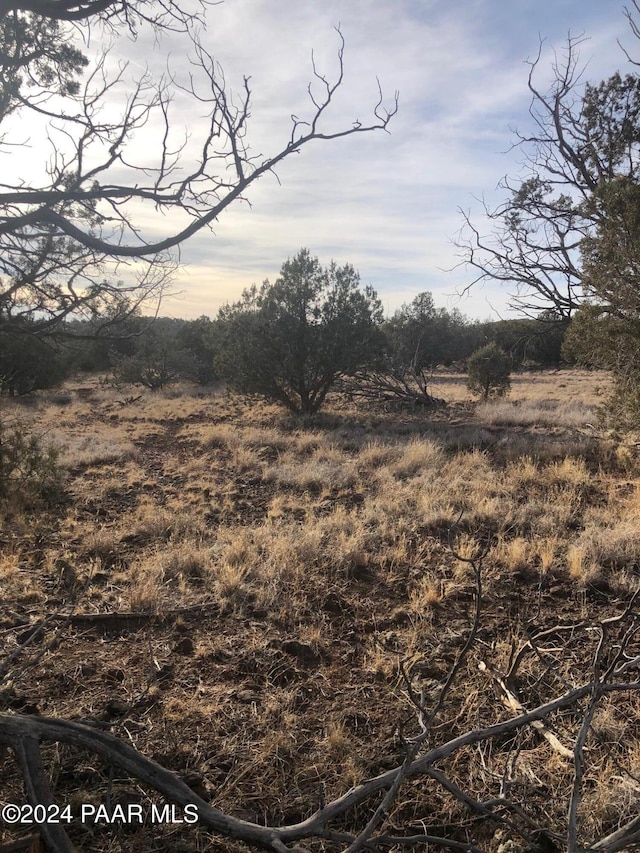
[1,370,639,852]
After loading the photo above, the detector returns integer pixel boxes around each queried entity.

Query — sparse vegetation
[11,0,640,846]
[4,4,640,848]
[2,370,640,852]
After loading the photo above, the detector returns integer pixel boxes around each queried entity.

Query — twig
[479,659,573,758]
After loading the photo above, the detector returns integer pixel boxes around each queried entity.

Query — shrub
[0,326,69,395]
[466,343,512,400]
[0,419,63,507]
[112,341,200,391]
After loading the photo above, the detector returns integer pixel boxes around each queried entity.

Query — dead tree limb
[2,567,640,851]
[12,736,77,853]
[0,684,600,851]
[342,364,445,411]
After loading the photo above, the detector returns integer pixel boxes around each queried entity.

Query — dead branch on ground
[2,540,640,852]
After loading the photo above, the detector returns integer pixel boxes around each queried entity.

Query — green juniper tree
[217,249,384,414]
[458,12,640,423]
[466,342,512,401]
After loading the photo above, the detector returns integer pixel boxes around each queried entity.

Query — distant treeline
[0,293,569,396]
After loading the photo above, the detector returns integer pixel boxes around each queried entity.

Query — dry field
[2,369,640,852]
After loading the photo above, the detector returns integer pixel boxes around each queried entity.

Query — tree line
[1,248,568,411]
[4,0,640,421]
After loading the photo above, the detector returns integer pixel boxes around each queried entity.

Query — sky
[8,0,638,321]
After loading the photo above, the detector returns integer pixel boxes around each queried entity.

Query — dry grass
[1,369,639,852]
[476,397,597,429]
[50,431,137,467]
[429,368,611,406]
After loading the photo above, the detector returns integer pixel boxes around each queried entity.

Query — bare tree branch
[0,4,398,337]
[455,20,640,317]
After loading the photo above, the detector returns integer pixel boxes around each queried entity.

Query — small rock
[281,640,322,667]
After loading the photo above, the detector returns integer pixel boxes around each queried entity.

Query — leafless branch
[455,23,640,317]
[0,5,397,336]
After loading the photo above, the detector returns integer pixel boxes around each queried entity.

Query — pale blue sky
[14,0,634,321]
[152,0,631,321]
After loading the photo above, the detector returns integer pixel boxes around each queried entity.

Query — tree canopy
[457,3,640,422]
[216,249,384,414]
[563,177,640,424]
[457,7,640,320]
[384,292,470,369]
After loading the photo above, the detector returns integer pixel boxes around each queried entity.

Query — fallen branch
[0,684,596,852]
[2,602,221,635]
[591,813,640,853]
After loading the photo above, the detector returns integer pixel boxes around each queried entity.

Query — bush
[0,419,63,507]
[111,335,198,391]
[175,316,218,385]
[0,326,69,395]
[466,343,512,400]
[110,317,217,390]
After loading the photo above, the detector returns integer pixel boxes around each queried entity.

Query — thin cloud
[7,0,631,321]
[157,1,630,320]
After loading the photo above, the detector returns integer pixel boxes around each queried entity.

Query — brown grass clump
[388,437,444,479]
